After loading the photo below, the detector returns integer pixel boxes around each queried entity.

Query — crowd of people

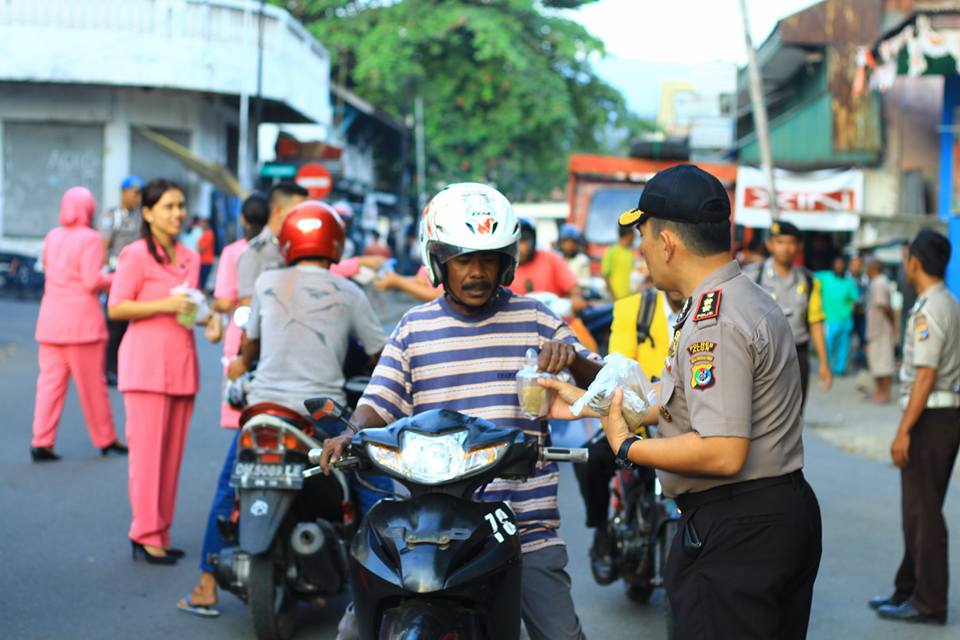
[24,166,960,637]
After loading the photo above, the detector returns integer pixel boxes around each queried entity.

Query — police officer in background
[870,230,959,625]
[235,181,309,306]
[545,164,822,639]
[743,220,832,407]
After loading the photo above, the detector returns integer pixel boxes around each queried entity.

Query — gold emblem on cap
[618,208,644,226]
[771,222,780,234]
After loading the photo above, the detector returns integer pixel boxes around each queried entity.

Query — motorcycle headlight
[366,430,508,485]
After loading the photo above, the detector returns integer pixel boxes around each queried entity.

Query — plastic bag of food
[516,348,556,419]
[570,353,655,429]
[171,283,209,328]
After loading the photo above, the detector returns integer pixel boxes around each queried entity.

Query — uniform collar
[917,281,946,302]
[691,260,741,302]
[763,257,797,284]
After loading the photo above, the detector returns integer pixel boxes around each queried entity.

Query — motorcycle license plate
[230,462,304,489]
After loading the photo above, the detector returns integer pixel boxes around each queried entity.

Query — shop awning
[859,12,960,93]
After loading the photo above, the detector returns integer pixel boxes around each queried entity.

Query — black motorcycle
[304,401,588,640]
[212,399,355,640]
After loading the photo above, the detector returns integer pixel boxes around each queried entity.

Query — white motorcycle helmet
[419,183,520,287]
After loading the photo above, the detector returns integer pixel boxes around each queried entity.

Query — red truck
[566,154,738,273]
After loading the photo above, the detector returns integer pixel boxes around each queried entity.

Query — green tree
[277,0,631,199]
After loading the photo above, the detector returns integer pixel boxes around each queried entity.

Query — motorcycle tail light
[259,453,281,464]
[282,431,304,451]
[254,426,280,450]
[239,431,254,449]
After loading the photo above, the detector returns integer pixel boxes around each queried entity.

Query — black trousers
[573,437,616,528]
[796,342,810,410]
[665,472,822,640]
[105,317,127,377]
[893,407,960,620]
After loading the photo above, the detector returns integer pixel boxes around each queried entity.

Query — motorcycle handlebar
[540,447,589,464]
[308,448,323,465]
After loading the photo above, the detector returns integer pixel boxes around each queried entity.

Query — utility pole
[738,0,780,221]
[253,0,266,174]
[414,95,427,210]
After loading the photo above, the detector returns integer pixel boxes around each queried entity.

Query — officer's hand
[226,356,247,381]
[818,362,833,392]
[537,378,599,420]
[891,430,910,468]
[320,433,353,476]
[538,341,577,374]
[601,389,631,454]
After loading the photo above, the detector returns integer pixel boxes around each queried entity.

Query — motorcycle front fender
[238,489,296,555]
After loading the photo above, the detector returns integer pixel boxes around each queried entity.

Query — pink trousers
[32,342,116,449]
[124,391,194,547]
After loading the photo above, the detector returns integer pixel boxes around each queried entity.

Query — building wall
[0,83,237,252]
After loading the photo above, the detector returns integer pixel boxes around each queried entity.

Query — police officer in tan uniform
[743,220,832,407]
[870,230,959,625]
[544,165,822,639]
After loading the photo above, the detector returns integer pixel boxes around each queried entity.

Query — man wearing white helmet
[322,183,600,639]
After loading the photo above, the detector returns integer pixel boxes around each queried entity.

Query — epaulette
[692,289,721,322]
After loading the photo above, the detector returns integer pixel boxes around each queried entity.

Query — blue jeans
[198,421,391,572]
[825,318,853,376]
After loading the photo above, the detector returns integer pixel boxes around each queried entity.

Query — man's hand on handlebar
[319,433,353,475]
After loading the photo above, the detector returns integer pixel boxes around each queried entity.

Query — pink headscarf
[58,187,97,227]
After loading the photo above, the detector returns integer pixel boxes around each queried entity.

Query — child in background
[602,226,636,301]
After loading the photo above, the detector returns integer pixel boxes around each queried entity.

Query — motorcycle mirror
[232,305,251,329]
[305,396,347,422]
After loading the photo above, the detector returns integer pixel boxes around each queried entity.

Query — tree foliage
[277,0,632,199]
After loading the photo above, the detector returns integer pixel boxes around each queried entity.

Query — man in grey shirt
[246,264,387,412]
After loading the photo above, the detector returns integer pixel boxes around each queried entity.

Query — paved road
[0,296,958,639]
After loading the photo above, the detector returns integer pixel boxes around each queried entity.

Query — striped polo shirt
[358,287,594,553]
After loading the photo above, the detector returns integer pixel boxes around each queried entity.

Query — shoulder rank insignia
[692,289,722,322]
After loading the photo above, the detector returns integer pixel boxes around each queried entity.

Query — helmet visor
[429,240,518,266]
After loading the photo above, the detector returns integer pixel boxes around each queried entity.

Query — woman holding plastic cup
[108,178,209,565]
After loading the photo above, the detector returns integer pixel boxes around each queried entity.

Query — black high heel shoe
[101,441,128,457]
[31,447,61,462]
[130,541,178,565]
[164,547,186,559]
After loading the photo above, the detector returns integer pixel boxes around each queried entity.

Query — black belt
[676,470,805,512]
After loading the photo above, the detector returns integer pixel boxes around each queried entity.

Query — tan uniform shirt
[743,258,824,345]
[900,282,960,398]
[237,227,284,299]
[656,261,805,497]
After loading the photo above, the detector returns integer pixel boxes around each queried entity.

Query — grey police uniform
[237,227,284,299]
[656,260,805,497]
[743,257,820,405]
[889,281,960,621]
[617,164,822,639]
[98,206,141,380]
[657,260,822,639]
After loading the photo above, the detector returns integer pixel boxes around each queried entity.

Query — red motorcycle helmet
[278,201,346,264]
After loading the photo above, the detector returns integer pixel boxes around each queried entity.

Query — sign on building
[734,166,863,231]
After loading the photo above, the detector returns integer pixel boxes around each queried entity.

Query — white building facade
[0,0,331,253]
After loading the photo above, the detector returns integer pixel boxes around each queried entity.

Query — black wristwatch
[615,436,641,469]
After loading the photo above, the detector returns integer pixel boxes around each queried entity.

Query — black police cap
[619,164,730,228]
[770,220,801,239]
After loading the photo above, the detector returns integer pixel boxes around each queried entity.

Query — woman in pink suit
[31,187,124,462]
[108,178,202,565]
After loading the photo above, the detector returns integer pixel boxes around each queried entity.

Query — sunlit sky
[567,0,821,115]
